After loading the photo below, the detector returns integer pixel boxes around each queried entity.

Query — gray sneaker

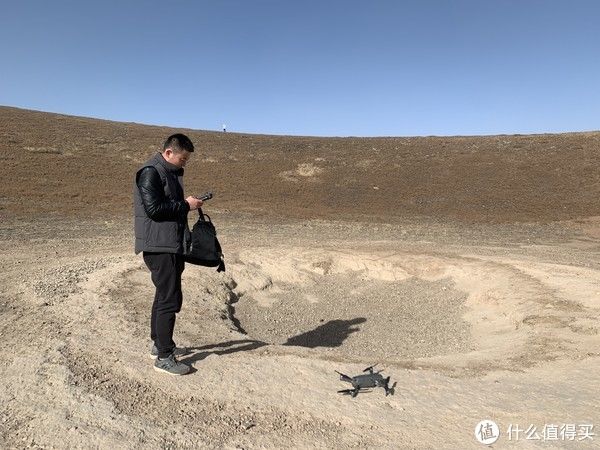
[149,343,189,359]
[153,353,191,376]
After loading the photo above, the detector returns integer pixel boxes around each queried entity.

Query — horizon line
[2,103,598,140]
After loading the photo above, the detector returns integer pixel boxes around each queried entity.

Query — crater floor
[1,216,599,448]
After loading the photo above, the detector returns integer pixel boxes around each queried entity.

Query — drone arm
[335,371,353,383]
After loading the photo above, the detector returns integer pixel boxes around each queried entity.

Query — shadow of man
[181,339,267,365]
[181,317,366,365]
[283,318,367,348]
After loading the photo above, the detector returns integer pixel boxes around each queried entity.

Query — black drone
[336,364,395,397]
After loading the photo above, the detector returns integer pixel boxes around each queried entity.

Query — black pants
[143,252,185,358]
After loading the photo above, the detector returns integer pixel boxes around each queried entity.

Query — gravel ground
[1,215,598,448]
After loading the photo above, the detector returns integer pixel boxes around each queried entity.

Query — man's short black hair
[163,133,194,153]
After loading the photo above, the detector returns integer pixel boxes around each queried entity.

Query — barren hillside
[2,106,599,222]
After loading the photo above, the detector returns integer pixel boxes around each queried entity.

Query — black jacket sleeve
[136,166,190,221]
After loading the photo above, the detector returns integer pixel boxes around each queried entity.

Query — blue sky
[1,1,599,136]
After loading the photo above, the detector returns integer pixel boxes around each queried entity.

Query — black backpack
[184,209,225,272]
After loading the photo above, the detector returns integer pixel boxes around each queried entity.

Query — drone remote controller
[195,191,213,201]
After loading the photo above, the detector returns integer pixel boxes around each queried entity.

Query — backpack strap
[197,207,212,223]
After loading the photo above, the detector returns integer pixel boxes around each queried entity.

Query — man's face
[163,148,191,168]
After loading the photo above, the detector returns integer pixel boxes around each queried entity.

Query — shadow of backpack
[184,208,225,272]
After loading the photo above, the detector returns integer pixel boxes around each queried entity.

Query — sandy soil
[1,108,599,448]
[1,214,599,449]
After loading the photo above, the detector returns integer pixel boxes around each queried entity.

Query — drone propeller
[363,363,378,373]
[387,381,397,396]
[337,389,356,395]
[338,388,367,398]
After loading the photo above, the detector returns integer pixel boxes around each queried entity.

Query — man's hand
[186,196,204,210]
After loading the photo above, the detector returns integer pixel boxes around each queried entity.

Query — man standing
[133,133,203,375]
